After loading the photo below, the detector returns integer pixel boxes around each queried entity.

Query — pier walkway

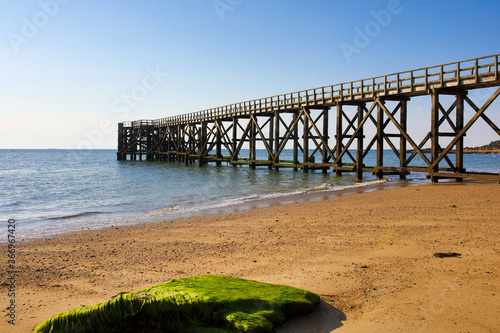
[118,54,500,183]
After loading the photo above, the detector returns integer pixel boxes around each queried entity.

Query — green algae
[33,275,320,333]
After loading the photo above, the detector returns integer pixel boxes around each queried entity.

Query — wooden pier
[118,54,500,183]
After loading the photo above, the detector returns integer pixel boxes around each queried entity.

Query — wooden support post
[135,129,140,161]
[165,128,169,162]
[322,108,329,174]
[188,125,193,165]
[400,99,407,179]
[135,128,139,161]
[154,129,159,161]
[303,108,309,173]
[274,110,280,171]
[356,104,364,180]
[199,122,207,166]
[376,100,384,179]
[430,92,440,182]
[216,120,222,167]
[158,129,162,161]
[190,125,195,164]
[268,115,274,170]
[178,125,183,164]
[167,127,172,162]
[173,127,177,163]
[293,111,299,171]
[155,129,160,161]
[139,129,143,161]
[455,93,465,181]
[184,125,189,165]
[232,117,238,166]
[130,129,135,161]
[250,118,256,169]
[133,129,137,161]
[146,129,152,161]
[117,123,124,160]
[336,104,343,176]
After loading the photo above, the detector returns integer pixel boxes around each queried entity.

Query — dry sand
[1,183,499,332]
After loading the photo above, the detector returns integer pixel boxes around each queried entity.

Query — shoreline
[143,177,417,222]
[1,182,499,332]
[8,176,420,242]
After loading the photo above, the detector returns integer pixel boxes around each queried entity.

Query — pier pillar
[356,104,364,180]
[322,108,329,174]
[376,99,384,180]
[216,120,222,167]
[117,123,124,161]
[167,126,173,162]
[268,115,274,170]
[177,125,183,164]
[250,118,256,169]
[455,93,465,181]
[399,99,408,179]
[335,104,343,176]
[232,117,238,166]
[274,110,280,171]
[146,128,153,161]
[138,128,143,161]
[293,111,299,171]
[430,92,440,182]
[303,108,309,173]
[199,122,207,166]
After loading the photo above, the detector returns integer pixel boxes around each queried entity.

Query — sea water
[0,149,497,240]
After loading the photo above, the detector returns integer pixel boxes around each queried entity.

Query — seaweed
[33,275,320,333]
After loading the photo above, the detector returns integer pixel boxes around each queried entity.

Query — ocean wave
[148,205,190,216]
[48,211,106,220]
[144,178,391,221]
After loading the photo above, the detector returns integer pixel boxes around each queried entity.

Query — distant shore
[409,148,500,154]
[1,182,499,332]
[464,149,500,154]
[409,140,500,155]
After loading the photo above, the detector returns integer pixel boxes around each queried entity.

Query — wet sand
[1,182,499,332]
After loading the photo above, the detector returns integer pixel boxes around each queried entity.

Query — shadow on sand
[276,300,346,332]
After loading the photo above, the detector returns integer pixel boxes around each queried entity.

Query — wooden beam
[430,86,500,169]
[356,103,364,180]
[376,99,384,179]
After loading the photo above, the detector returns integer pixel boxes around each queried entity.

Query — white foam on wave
[142,177,392,222]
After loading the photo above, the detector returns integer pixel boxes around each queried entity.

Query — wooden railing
[126,120,155,129]
[124,54,499,128]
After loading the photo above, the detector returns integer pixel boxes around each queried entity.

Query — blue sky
[1,0,499,149]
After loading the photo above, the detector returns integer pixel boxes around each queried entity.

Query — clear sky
[1,0,499,149]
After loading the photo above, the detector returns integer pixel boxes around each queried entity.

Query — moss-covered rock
[33,275,320,333]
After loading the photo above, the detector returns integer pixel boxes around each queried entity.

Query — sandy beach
[1,183,499,332]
